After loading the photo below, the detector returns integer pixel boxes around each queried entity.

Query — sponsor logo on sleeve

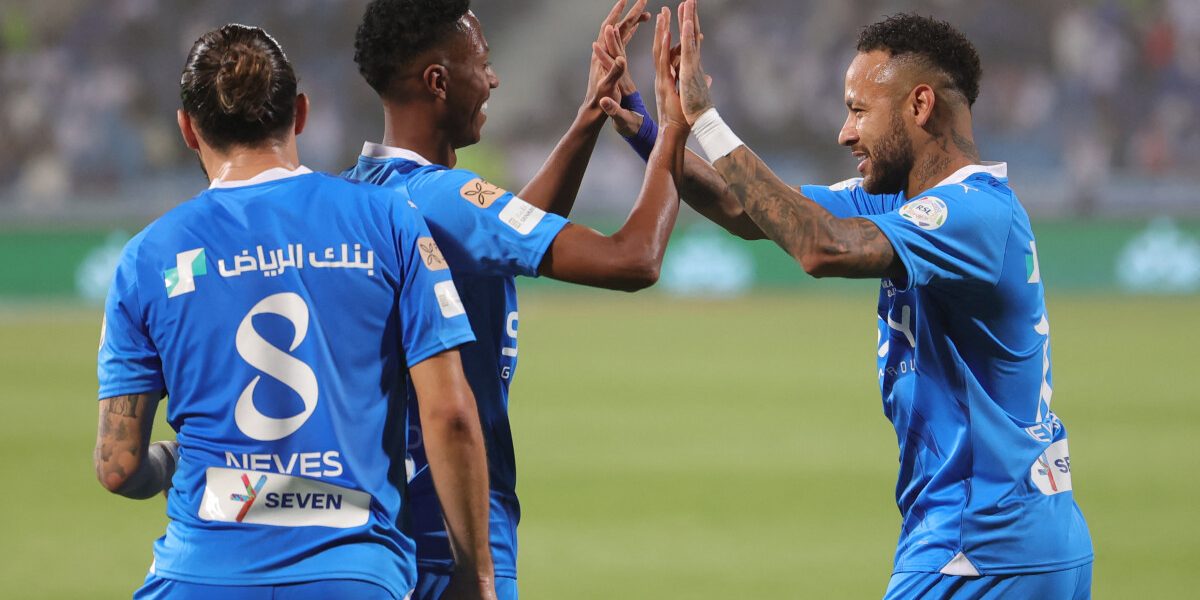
[199,466,371,528]
[1030,439,1073,495]
[433,280,466,318]
[417,237,449,271]
[498,197,547,235]
[164,248,207,297]
[459,178,503,209]
[898,197,948,231]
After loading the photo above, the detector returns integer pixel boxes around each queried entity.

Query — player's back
[345,146,569,580]
[99,168,469,597]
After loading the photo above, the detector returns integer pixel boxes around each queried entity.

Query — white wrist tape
[693,108,744,162]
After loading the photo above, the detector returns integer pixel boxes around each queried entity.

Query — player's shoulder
[408,166,514,214]
[904,163,1016,229]
[924,163,1014,203]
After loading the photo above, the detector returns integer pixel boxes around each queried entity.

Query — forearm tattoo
[714,147,898,278]
[96,394,172,499]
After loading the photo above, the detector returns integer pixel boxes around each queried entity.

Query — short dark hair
[857,14,982,107]
[180,24,297,151]
[354,0,471,96]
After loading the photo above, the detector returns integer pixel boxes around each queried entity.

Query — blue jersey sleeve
[800,178,904,218]
[97,236,164,399]
[407,167,568,277]
[391,197,477,367]
[864,184,1013,291]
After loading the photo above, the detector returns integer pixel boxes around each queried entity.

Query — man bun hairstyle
[857,13,982,107]
[354,0,471,97]
[180,24,297,150]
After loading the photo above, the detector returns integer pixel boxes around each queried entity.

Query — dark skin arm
[410,350,496,600]
[594,14,764,241]
[95,392,170,499]
[674,0,902,279]
[516,0,649,217]
[537,8,688,292]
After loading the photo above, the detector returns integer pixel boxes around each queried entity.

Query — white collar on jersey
[932,162,1007,188]
[360,142,433,166]
[209,166,313,189]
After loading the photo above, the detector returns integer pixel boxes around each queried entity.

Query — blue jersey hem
[521,215,568,278]
[893,553,1094,576]
[417,559,518,580]
[97,384,164,401]
[151,567,409,600]
[405,332,477,368]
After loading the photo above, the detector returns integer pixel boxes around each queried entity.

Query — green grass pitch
[0,292,1196,598]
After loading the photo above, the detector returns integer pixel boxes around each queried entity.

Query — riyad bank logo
[164,248,208,298]
[231,473,268,522]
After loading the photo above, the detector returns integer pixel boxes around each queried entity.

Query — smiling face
[838,51,915,195]
[443,11,499,148]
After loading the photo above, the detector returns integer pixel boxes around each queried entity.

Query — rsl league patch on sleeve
[459,177,503,209]
[417,237,449,271]
[899,196,948,230]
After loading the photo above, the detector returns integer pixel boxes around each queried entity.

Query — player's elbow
[798,246,847,279]
[610,258,661,292]
[96,462,132,494]
[624,261,661,291]
[423,396,479,439]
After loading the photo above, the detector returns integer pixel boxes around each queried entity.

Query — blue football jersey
[802,163,1093,575]
[97,167,475,598]
[344,144,569,578]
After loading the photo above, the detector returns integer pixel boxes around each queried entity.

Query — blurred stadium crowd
[1,0,1197,218]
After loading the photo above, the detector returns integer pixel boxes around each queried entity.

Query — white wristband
[692,108,744,162]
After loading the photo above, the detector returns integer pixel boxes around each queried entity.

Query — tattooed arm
[714,147,903,278]
[674,0,901,279]
[95,392,176,499]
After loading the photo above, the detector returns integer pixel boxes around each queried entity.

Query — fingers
[603,0,627,29]
[599,97,620,115]
[604,24,625,60]
[592,42,615,71]
[618,0,651,43]
[651,8,665,66]
[601,55,627,88]
[679,0,698,57]
[598,0,627,43]
[691,0,702,45]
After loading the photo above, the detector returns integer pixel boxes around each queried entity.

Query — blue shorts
[134,574,400,600]
[412,572,517,600]
[884,563,1092,600]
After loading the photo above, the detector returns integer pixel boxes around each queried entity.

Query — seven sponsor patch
[1029,439,1073,495]
[199,466,371,528]
[899,196,948,231]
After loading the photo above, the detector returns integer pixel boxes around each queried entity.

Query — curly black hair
[354,0,471,96]
[857,14,982,107]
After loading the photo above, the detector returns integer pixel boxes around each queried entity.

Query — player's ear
[423,63,449,100]
[293,93,309,136]
[912,83,936,128]
[177,110,200,151]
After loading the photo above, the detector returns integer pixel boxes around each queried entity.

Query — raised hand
[652,7,689,131]
[583,0,648,111]
[677,0,714,125]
